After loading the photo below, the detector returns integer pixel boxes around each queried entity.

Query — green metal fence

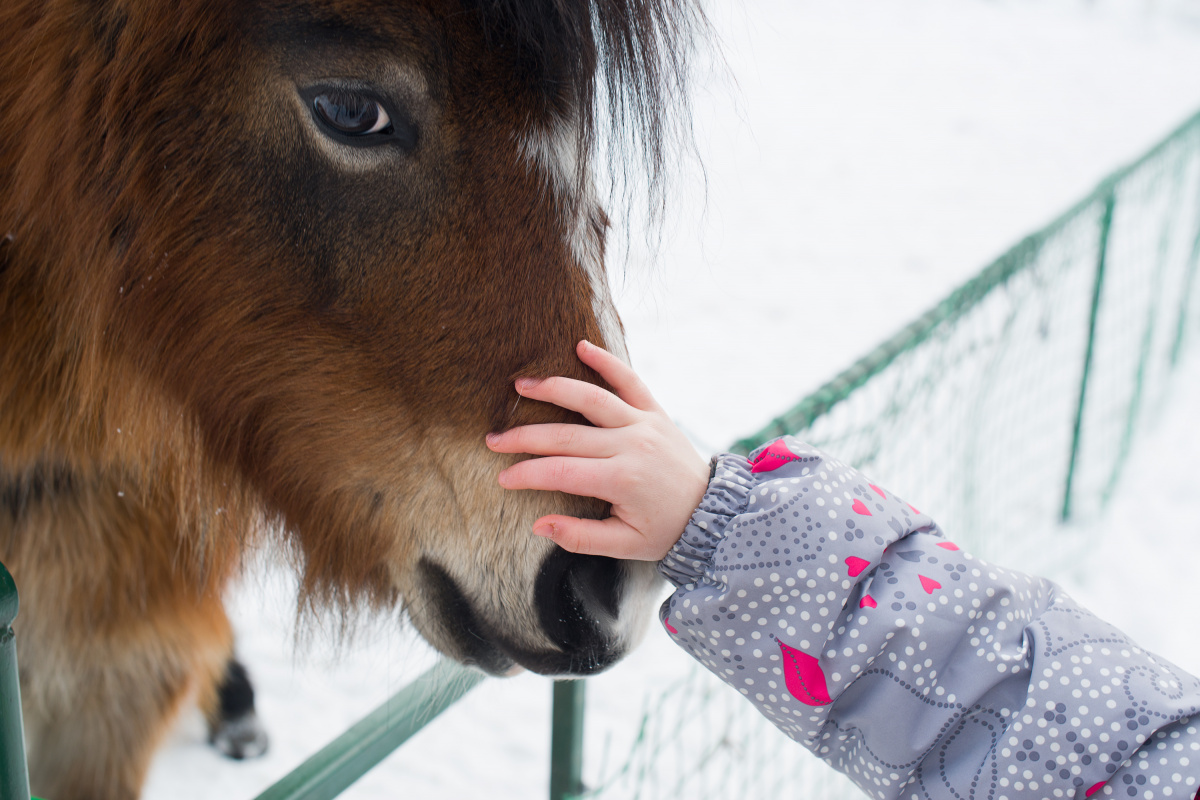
[2,106,1198,800]
[565,108,1200,799]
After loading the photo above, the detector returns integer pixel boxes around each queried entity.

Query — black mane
[468,0,708,215]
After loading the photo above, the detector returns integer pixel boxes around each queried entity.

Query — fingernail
[579,339,592,350]
[533,523,554,538]
[485,432,499,446]
[515,377,538,391]
[497,470,509,487]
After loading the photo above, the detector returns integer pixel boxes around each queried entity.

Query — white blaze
[518,119,630,364]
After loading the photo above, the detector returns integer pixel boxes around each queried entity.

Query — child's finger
[497,455,614,502]
[576,340,659,413]
[531,514,654,561]
[486,423,615,458]
[515,375,636,429]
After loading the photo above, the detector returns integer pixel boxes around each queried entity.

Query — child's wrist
[658,453,753,586]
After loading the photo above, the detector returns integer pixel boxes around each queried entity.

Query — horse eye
[312,91,392,136]
[300,86,419,152]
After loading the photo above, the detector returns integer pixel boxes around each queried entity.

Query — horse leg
[204,652,269,759]
[21,593,235,800]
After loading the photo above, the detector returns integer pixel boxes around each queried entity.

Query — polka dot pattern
[658,438,1200,800]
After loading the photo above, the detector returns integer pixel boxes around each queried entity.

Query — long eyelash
[325,89,367,116]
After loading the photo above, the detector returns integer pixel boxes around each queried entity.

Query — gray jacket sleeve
[658,437,1200,800]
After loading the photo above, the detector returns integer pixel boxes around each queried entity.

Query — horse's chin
[413,554,661,679]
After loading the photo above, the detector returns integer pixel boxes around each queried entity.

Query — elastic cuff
[658,452,756,587]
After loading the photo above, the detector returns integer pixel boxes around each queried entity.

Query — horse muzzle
[415,551,660,677]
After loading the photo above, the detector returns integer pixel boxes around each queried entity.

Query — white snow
[141,1,1200,798]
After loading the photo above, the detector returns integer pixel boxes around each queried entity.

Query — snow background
[142,1,1200,797]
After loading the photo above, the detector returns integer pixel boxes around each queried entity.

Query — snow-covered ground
[142,1,1200,798]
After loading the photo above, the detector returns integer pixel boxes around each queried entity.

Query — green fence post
[1,561,31,800]
[1169,186,1200,368]
[549,680,586,800]
[1061,191,1117,523]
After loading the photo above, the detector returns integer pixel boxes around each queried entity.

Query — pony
[0,1,703,797]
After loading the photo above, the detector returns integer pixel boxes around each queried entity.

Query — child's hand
[487,340,710,561]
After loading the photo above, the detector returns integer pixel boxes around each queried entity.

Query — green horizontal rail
[1,561,31,800]
[253,659,483,800]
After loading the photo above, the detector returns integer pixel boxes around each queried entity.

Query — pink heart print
[845,556,870,577]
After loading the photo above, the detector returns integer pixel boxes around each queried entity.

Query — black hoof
[209,710,270,760]
[208,656,269,760]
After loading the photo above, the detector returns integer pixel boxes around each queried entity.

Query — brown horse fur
[0,1,704,797]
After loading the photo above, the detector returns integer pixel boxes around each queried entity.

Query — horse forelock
[484,0,707,362]
[468,0,706,204]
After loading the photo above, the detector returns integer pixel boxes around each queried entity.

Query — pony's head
[0,0,702,675]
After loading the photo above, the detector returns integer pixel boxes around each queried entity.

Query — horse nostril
[534,548,624,653]
[566,553,622,619]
